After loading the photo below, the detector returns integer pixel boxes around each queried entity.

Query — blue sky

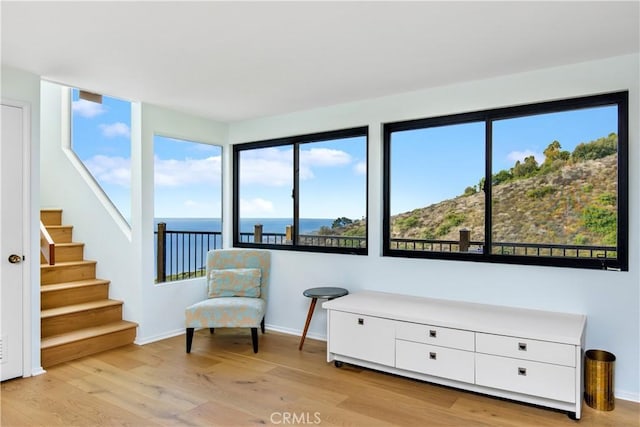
[390,105,618,214]
[72,88,617,220]
[238,137,367,219]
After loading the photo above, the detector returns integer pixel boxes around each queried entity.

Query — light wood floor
[2,329,638,426]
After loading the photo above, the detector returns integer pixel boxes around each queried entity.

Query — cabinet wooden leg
[298,297,318,350]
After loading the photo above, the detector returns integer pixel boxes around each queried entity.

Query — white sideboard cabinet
[324,291,586,419]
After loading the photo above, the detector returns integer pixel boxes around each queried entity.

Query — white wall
[227,54,640,400]
[39,83,228,343]
[36,54,639,400]
[40,82,142,330]
[1,65,41,375]
[137,104,227,342]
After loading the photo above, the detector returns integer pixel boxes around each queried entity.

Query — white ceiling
[2,1,639,122]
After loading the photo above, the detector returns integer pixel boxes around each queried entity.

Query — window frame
[383,91,628,271]
[233,126,369,255]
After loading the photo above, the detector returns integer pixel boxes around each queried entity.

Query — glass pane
[153,135,222,283]
[238,146,293,244]
[389,122,485,253]
[71,88,131,222]
[491,105,618,260]
[298,135,367,249]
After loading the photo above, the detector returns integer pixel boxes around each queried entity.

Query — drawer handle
[357,318,364,325]
[518,342,527,351]
[429,352,437,360]
[518,367,527,376]
[429,330,437,338]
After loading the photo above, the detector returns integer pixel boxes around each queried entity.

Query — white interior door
[1,103,25,381]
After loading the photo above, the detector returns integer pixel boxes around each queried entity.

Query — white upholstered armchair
[185,249,270,353]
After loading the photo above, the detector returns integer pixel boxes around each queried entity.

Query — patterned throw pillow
[208,268,261,298]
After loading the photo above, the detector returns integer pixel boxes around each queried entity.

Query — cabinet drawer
[476,353,575,403]
[328,311,396,367]
[476,333,575,367]
[396,322,474,351]
[396,340,474,383]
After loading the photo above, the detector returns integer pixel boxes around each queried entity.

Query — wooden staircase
[40,209,137,367]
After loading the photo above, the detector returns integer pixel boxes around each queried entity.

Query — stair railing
[40,221,55,265]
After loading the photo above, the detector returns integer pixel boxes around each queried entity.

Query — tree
[492,169,512,185]
[511,155,539,178]
[463,186,477,196]
[572,133,617,161]
[332,217,353,228]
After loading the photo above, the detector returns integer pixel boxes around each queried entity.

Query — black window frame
[233,126,369,255]
[383,91,628,271]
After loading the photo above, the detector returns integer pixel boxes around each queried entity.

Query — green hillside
[333,134,618,247]
[390,153,617,246]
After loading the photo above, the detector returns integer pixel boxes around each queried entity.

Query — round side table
[298,286,349,350]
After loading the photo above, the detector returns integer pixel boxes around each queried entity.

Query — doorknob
[8,254,22,264]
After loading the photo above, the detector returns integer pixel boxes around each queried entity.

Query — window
[234,127,368,254]
[383,92,628,271]
[71,88,132,222]
[153,135,222,283]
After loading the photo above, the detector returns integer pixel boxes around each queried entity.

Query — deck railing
[155,223,222,283]
[238,232,366,248]
[155,224,615,283]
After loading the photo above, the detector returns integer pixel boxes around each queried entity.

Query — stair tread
[53,242,84,247]
[41,320,138,349]
[41,260,97,268]
[41,279,110,292]
[42,299,123,318]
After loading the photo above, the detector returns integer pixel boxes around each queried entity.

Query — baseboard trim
[135,328,184,345]
[615,390,640,403]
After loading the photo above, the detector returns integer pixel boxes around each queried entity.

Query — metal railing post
[285,225,293,244]
[254,224,263,243]
[157,222,167,283]
[459,228,470,252]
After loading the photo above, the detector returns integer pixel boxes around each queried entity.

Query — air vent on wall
[79,90,103,104]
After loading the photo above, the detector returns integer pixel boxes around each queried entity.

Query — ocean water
[154,218,333,234]
[154,218,333,278]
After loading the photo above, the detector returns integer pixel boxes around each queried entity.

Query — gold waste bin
[585,349,615,411]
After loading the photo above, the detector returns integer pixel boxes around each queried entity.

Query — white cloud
[354,160,366,175]
[240,198,274,216]
[99,122,131,138]
[299,147,352,180]
[83,155,131,187]
[506,150,544,164]
[154,155,222,187]
[72,99,106,118]
[300,148,351,167]
[239,146,354,185]
[240,147,293,186]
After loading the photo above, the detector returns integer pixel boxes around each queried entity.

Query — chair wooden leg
[251,327,258,353]
[209,328,215,334]
[186,328,194,353]
[261,317,265,334]
[298,297,317,350]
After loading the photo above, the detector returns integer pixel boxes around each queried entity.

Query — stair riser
[41,263,96,285]
[41,284,110,310]
[51,245,84,263]
[47,226,73,243]
[40,210,62,226]
[42,305,123,337]
[41,327,137,368]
